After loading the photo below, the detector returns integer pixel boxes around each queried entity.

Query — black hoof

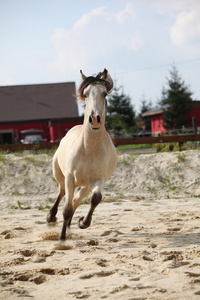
[46,213,57,225]
[78,216,90,229]
[60,237,66,242]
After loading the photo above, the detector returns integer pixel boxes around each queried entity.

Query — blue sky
[1,0,200,114]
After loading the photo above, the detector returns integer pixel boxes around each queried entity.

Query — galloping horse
[47,69,118,240]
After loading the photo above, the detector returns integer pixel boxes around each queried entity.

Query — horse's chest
[73,157,106,187]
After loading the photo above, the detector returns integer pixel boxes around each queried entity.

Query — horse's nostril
[89,116,93,124]
[97,115,101,123]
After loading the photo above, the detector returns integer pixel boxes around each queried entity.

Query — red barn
[0,82,83,144]
[142,101,200,135]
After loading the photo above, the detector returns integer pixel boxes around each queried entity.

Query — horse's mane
[78,69,113,101]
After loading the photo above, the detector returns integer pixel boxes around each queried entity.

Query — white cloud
[153,0,200,52]
[129,32,143,51]
[115,2,136,24]
[51,28,86,72]
[50,7,109,74]
[50,4,142,76]
[73,7,107,33]
[171,10,200,51]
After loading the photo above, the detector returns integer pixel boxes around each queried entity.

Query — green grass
[23,156,36,164]
[30,148,57,156]
[0,140,199,159]
[117,144,152,150]
[117,141,200,152]
[177,152,186,163]
[0,151,8,164]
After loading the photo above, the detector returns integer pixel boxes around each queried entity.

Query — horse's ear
[80,70,87,81]
[105,72,114,93]
[100,68,108,80]
[100,69,113,92]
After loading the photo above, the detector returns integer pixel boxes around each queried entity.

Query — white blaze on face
[84,84,106,129]
[91,86,101,116]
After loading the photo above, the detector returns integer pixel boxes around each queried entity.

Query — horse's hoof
[46,221,57,227]
[46,216,57,227]
[60,238,66,243]
[78,216,89,229]
[47,213,57,224]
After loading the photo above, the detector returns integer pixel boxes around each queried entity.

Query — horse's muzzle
[89,113,101,130]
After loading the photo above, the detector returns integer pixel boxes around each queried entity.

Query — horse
[47,68,118,241]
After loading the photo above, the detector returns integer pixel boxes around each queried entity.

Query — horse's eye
[83,94,87,99]
[104,92,107,97]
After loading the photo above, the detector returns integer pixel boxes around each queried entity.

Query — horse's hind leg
[47,154,65,224]
[78,181,103,229]
[47,188,65,224]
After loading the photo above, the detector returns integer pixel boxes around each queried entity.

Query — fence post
[192,116,197,134]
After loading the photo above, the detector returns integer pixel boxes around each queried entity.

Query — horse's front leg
[78,180,103,229]
[67,186,91,229]
[60,174,75,241]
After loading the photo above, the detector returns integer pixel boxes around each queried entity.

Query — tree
[158,66,193,130]
[137,97,152,131]
[107,84,136,133]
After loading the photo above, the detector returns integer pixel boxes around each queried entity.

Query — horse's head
[78,69,113,130]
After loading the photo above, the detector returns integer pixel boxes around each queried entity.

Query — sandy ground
[0,150,200,299]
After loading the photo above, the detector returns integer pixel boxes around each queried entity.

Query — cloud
[171,10,200,51]
[50,4,142,76]
[129,32,143,51]
[154,0,200,52]
[115,2,136,24]
[73,7,107,33]
[50,8,108,74]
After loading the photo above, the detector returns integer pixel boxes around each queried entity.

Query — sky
[1,0,200,115]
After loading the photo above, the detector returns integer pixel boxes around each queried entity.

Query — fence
[0,134,200,152]
[115,134,200,150]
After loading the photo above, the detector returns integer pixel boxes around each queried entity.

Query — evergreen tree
[107,84,136,133]
[137,97,152,131]
[159,66,193,130]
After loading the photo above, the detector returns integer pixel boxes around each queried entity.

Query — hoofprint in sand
[0,150,200,299]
